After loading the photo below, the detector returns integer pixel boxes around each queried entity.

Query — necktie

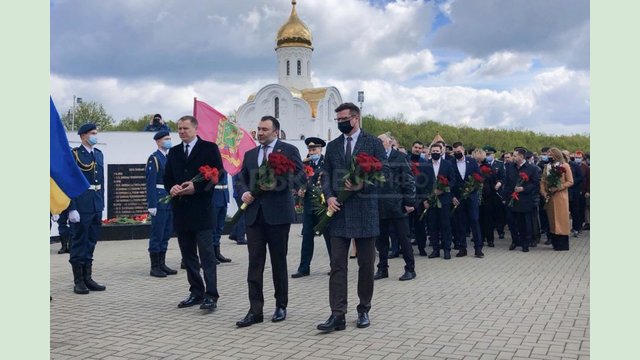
[345,136,353,165]
[184,144,190,158]
[261,145,269,166]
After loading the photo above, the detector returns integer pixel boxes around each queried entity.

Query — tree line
[61,102,589,153]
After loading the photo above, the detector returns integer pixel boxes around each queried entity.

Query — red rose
[480,165,492,174]
[511,191,519,201]
[472,172,484,182]
[438,175,449,186]
[411,163,420,176]
[519,172,529,182]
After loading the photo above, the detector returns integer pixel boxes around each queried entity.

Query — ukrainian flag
[50,97,89,214]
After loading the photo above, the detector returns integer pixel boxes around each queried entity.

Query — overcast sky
[50,0,589,135]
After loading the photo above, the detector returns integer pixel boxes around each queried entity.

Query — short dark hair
[430,143,443,150]
[153,113,162,120]
[260,115,280,131]
[452,141,464,149]
[178,115,198,127]
[334,102,360,116]
[541,146,550,153]
[514,148,526,157]
[412,141,424,147]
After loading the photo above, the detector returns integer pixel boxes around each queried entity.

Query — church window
[286,61,290,76]
[297,60,301,75]
[307,61,310,77]
[274,97,280,118]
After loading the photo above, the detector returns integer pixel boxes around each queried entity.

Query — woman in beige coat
[540,148,574,250]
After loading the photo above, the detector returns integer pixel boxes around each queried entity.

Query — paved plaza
[50,225,589,360]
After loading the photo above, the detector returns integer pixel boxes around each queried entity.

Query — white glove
[51,214,60,222]
[69,210,80,223]
[148,208,157,216]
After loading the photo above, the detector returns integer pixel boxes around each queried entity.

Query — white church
[235,0,343,142]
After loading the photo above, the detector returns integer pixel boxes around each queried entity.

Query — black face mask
[338,121,354,134]
[431,153,441,161]
[454,152,464,160]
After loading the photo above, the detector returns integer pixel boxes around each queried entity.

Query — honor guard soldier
[67,123,106,294]
[146,130,178,277]
[291,137,332,278]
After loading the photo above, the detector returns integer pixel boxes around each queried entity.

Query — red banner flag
[194,98,256,175]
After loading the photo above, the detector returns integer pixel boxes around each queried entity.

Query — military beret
[304,137,326,148]
[153,130,170,140]
[77,123,97,135]
[482,145,497,153]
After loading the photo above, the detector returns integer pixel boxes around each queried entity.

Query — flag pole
[193,97,198,117]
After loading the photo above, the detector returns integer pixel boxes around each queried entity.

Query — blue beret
[153,130,170,140]
[77,123,97,135]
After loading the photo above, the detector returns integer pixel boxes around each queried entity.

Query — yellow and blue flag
[50,97,89,214]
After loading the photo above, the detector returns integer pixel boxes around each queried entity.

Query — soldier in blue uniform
[291,137,332,278]
[67,123,106,294]
[146,130,178,277]
[211,170,232,263]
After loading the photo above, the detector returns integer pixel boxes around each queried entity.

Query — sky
[50,0,590,135]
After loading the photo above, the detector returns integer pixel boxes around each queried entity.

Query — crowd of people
[53,102,590,332]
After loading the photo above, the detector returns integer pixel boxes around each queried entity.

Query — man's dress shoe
[357,312,370,328]
[272,307,286,322]
[236,312,264,327]
[398,271,416,281]
[291,272,309,279]
[199,297,217,311]
[317,314,346,332]
[373,270,388,280]
[177,295,203,308]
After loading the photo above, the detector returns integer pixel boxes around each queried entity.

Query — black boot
[150,253,167,278]
[215,246,232,263]
[57,234,70,254]
[71,263,89,294]
[83,263,106,291]
[159,251,177,275]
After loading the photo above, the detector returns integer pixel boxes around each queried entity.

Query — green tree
[61,101,114,131]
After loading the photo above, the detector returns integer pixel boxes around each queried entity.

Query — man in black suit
[425,143,457,260]
[164,115,223,312]
[450,142,484,258]
[235,116,304,327]
[405,141,429,255]
[374,133,416,281]
[503,148,540,252]
[317,102,388,332]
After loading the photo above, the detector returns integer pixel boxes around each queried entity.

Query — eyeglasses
[335,115,355,122]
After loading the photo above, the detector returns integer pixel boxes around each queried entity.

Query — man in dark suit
[291,137,332,278]
[374,133,416,281]
[476,145,504,247]
[425,143,457,260]
[317,102,388,332]
[450,142,484,258]
[235,116,304,327]
[503,148,540,252]
[567,150,585,237]
[146,130,177,278]
[68,123,106,294]
[164,115,223,312]
[405,141,429,255]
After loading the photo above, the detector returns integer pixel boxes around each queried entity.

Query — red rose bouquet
[159,165,219,204]
[508,171,529,207]
[480,164,493,175]
[419,175,450,221]
[228,152,297,224]
[543,163,567,208]
[452,172,484,213]
[313,152,385,235]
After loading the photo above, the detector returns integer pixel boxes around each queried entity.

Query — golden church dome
[276,1,313,50]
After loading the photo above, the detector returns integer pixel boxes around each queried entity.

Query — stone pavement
[50,226,589,360]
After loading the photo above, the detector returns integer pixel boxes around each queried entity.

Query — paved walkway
[50,226,589,359]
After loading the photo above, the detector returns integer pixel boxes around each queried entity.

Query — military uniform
[146,142,177,277]
[292,137,331,277]
[68,123,106,294]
